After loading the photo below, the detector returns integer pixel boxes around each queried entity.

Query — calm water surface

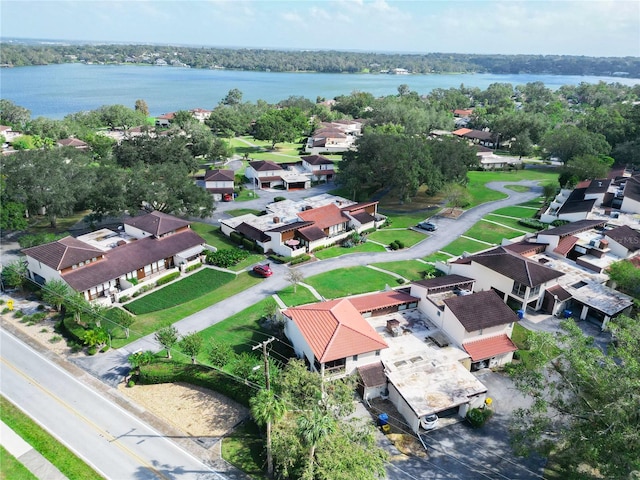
[2,63,639,119]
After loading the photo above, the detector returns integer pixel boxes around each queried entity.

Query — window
[511,282,527,297]
[375,350,380,357]
[352,354,359,361]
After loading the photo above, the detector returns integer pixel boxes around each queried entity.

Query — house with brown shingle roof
[202,169,235,201]
[447,246,564,311]
[410,276,517,370]
[304,120,363,154]
[57,138,89,150]
[443,290,518,369]
[23,211,205,304]
[603,225,640,258]
[300,154,335,182]
[220,194,383,256]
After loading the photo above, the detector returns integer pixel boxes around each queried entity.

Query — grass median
[0,396,103,480]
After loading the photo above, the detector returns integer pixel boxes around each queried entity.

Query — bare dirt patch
[0,295,72,357]
[438,207,465,219]
[117,382,249,437]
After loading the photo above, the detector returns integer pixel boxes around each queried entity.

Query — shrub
[551,219,570,227]
[139,362,253,406]
[87,346,98,356]
[2,307,10,314]
[268,254,289,264]
[290,254,311,265]
[156,272,180,286]
[13,310,24,318]
[395,240,405,249]
[396,278,406,284]
[100,345,110,353]
[127,379,136,388]
[230,231,244,245]
[129,277,139,286]
[49,335,62,343]
[389,241,399,250]
[518,218,548,230]
[466,407,493,428]
[119,295,130,303]
[37,304,45,311]
[205,248,250,268]
[342,240,355,248]
[242,238,255,250]
[185,262,202,273]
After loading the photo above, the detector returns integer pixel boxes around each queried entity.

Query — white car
[421,413,439,430]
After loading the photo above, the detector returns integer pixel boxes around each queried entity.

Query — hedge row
[156,272,180,286]
[139,362,253,406]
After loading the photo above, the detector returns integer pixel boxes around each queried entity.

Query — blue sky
[2,0,639,57]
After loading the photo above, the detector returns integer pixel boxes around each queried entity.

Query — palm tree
[41,279,70,311]
[297,407,336,479]
[250,389,286,478]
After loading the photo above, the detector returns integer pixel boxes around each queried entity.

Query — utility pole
[253,337,275,390]
[253,336,277,478]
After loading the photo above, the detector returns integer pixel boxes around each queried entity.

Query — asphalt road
[75,179,543,386]
[0,328,228,480]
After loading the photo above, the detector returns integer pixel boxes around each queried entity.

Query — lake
[2,63,639,119]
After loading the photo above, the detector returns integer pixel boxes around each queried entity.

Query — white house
[23,211,205,304]
[445,246,564,312]
[202,169,235,201]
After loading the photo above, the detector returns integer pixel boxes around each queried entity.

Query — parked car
[420,413,439,430]
[222,193,233,202]
[417,221,438,231]
[253,263,273,277]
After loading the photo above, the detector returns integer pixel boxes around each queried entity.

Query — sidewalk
[1,420,68,480]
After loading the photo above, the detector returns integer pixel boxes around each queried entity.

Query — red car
[253,263,273,277]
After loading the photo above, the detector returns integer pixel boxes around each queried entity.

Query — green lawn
[113,272,263,347]
[304,266,398,299]
[221,420,266,479]
[464,221,526,244]
[380,213,432,229]
[277,285,319,307]
[485,215,541,233]
[190,222,237,249]
[490,206,539,218]
[0,396,102,480]
[371,260,436,282]
[234,189,260,202]
[0,446,38,480]
[422,252,454,263]
[519,197,547,208]
[441,237,492,256]
[124,269,237,315]
[225,208,262,217]
[196,297,279,359]
[466,169,559,208]
[313,242,385,260]
[367,229,426,248]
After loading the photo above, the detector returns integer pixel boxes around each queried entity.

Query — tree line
[2,79,640,232]
[2,42,640,77]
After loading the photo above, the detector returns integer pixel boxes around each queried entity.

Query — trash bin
[378,413,389,426]
[563,309,572,318]
[517,309,524,319]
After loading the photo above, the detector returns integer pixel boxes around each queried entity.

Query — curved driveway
[74,180,543,384]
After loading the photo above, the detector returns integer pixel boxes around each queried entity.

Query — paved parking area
[384,370,546,480]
